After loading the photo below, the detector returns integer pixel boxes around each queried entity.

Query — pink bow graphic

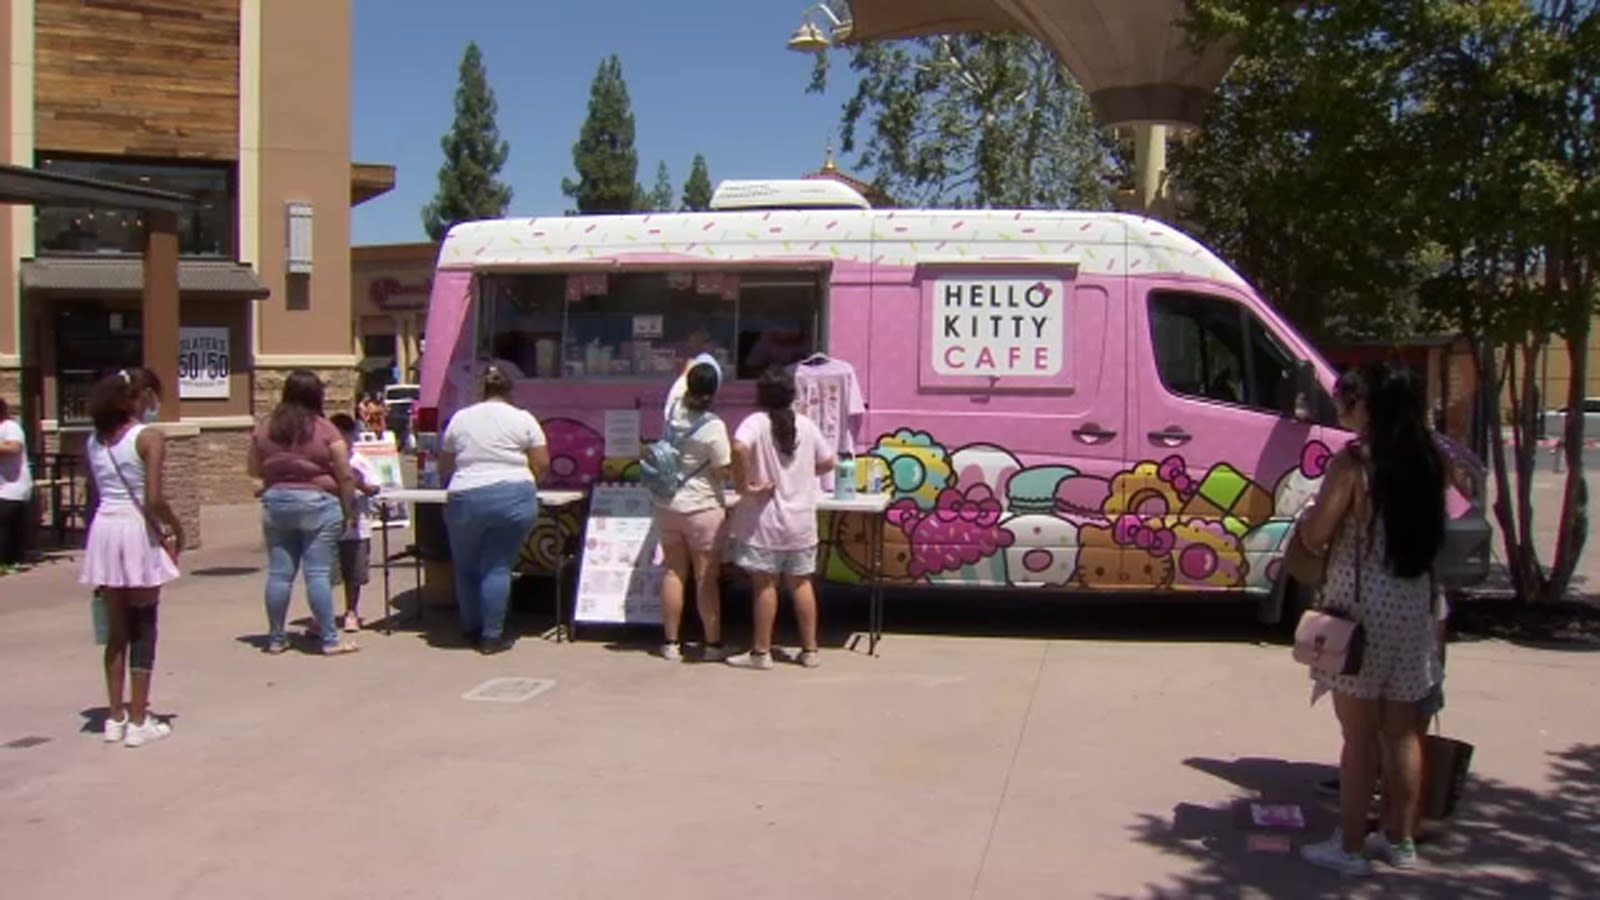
[1114,515,1176,557]
[1157,456,1198,502]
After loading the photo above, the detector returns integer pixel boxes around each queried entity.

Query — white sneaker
[725,651,774,671]
[123,716,172,749]
[1301,833,1372,876]
[798,649,822,669]
[659,642,683,662]
[1365,832,1419,869]
[103,714,128,744]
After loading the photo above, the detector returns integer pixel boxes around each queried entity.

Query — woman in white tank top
[80,369,185,749]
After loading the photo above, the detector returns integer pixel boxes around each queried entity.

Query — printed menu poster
[355,435,409,530]
[574,484,664,625]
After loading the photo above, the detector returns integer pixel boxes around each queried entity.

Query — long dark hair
[680,362,719,414]
[87,368,159,440]
[1363,364,1446,577]
[268,369,325,446]
[756,367,797,459]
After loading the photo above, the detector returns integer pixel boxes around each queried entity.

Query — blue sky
[352,0,859,245]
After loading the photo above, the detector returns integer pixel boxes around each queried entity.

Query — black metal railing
[26,451,89,550]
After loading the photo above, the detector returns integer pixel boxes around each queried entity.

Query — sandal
[321,640,361,656]
[265,640,289,655]
[342,613,362,633]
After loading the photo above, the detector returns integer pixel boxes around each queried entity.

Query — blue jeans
[261,487,343,648]
[445,480,537,640]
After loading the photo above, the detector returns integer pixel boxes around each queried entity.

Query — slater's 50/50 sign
[931,278,1065,377]
[178,327,231,400]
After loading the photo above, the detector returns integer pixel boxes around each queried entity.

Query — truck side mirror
[1292,360,1317,422]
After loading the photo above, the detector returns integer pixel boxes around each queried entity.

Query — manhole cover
[462,677,555,703]
[4,736,51,749]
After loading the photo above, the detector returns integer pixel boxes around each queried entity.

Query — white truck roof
[438,188,1248,291]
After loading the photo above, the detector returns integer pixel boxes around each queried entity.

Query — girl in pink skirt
[80,368,184,748]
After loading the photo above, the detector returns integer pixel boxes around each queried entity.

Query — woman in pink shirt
[248,370,358,655]
[727,367,837,670]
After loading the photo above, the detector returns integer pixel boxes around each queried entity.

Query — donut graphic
[1002,513,1080,588]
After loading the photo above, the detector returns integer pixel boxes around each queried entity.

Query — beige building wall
[251,0,357,416]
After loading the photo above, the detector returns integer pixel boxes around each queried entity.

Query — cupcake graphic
[1274,441,1333,518]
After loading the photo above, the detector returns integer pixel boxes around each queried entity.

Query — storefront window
[55,304,141,425]
[476,270,823,381]
[34,155,235,257]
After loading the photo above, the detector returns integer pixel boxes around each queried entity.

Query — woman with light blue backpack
[648,353,731,662]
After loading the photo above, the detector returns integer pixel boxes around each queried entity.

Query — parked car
[383,383,420,452]
[1540,398,1600,442]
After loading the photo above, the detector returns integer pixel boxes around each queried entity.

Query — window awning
[21,257,270,299]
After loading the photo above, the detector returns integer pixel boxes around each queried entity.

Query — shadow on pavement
[188,566,261,578]
[1115,744,1600,898]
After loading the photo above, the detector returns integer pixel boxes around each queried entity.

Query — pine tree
[681,154,713,211]
[648,162,674,212]
[561,55,640,214]
[422,41,512,242]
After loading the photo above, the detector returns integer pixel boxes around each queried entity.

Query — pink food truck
[417,179,1489,622]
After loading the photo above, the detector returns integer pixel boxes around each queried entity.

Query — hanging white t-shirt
[442,400,547,494]
[0,419,32,502]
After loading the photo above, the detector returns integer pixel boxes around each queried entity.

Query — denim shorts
[733,543,817,576]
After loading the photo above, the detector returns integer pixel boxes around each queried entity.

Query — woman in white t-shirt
[439,365,550,655]
[0,396,33,572]
[655,354,733,661]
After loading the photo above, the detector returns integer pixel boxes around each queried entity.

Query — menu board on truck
[573,484,664,625]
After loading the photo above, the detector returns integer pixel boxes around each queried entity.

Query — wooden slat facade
[35,0,241,160]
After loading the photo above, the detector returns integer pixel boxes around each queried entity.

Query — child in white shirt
[330,414,382,632]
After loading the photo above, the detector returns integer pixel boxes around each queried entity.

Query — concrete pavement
[1,506,1597,899]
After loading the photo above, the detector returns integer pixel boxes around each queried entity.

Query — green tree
[562,55,640,214]
[1185,0,1600,604]
[681,153,713,211]
[807,33,1121,209]
[648,161,675,212]
[422,41,512,242]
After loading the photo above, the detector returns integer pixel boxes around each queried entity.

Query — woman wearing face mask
[1296,364,1447,876]
[80,368,185,747]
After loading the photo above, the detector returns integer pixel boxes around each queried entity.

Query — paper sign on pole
[573,484,664,625]
[603,409,641,459]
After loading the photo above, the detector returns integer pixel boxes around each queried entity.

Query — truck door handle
[1073,425,1118,443]
[1148,427,1193,446]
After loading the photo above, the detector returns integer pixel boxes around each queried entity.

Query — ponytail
[756,367,798,459]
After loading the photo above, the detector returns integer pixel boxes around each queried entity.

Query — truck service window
[1149,291,1295,416]
[477,270,821,380]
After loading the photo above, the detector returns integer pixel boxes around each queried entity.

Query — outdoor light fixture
[786,3,849,52]
[286,201,313,275]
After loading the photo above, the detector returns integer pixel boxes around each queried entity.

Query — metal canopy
[842,0,1240,127]
[0,163,188,212]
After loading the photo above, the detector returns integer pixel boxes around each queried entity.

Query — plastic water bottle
[867,459,883,495]
[835,453,857,501]
[91,590,110,646]
[420,453,438,489]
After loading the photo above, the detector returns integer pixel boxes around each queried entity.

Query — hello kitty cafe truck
[414,178,1490,633]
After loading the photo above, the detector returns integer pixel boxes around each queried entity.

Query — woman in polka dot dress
[1295,364,1446,877]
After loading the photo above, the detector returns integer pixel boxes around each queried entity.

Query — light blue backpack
[640,402,719,502]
